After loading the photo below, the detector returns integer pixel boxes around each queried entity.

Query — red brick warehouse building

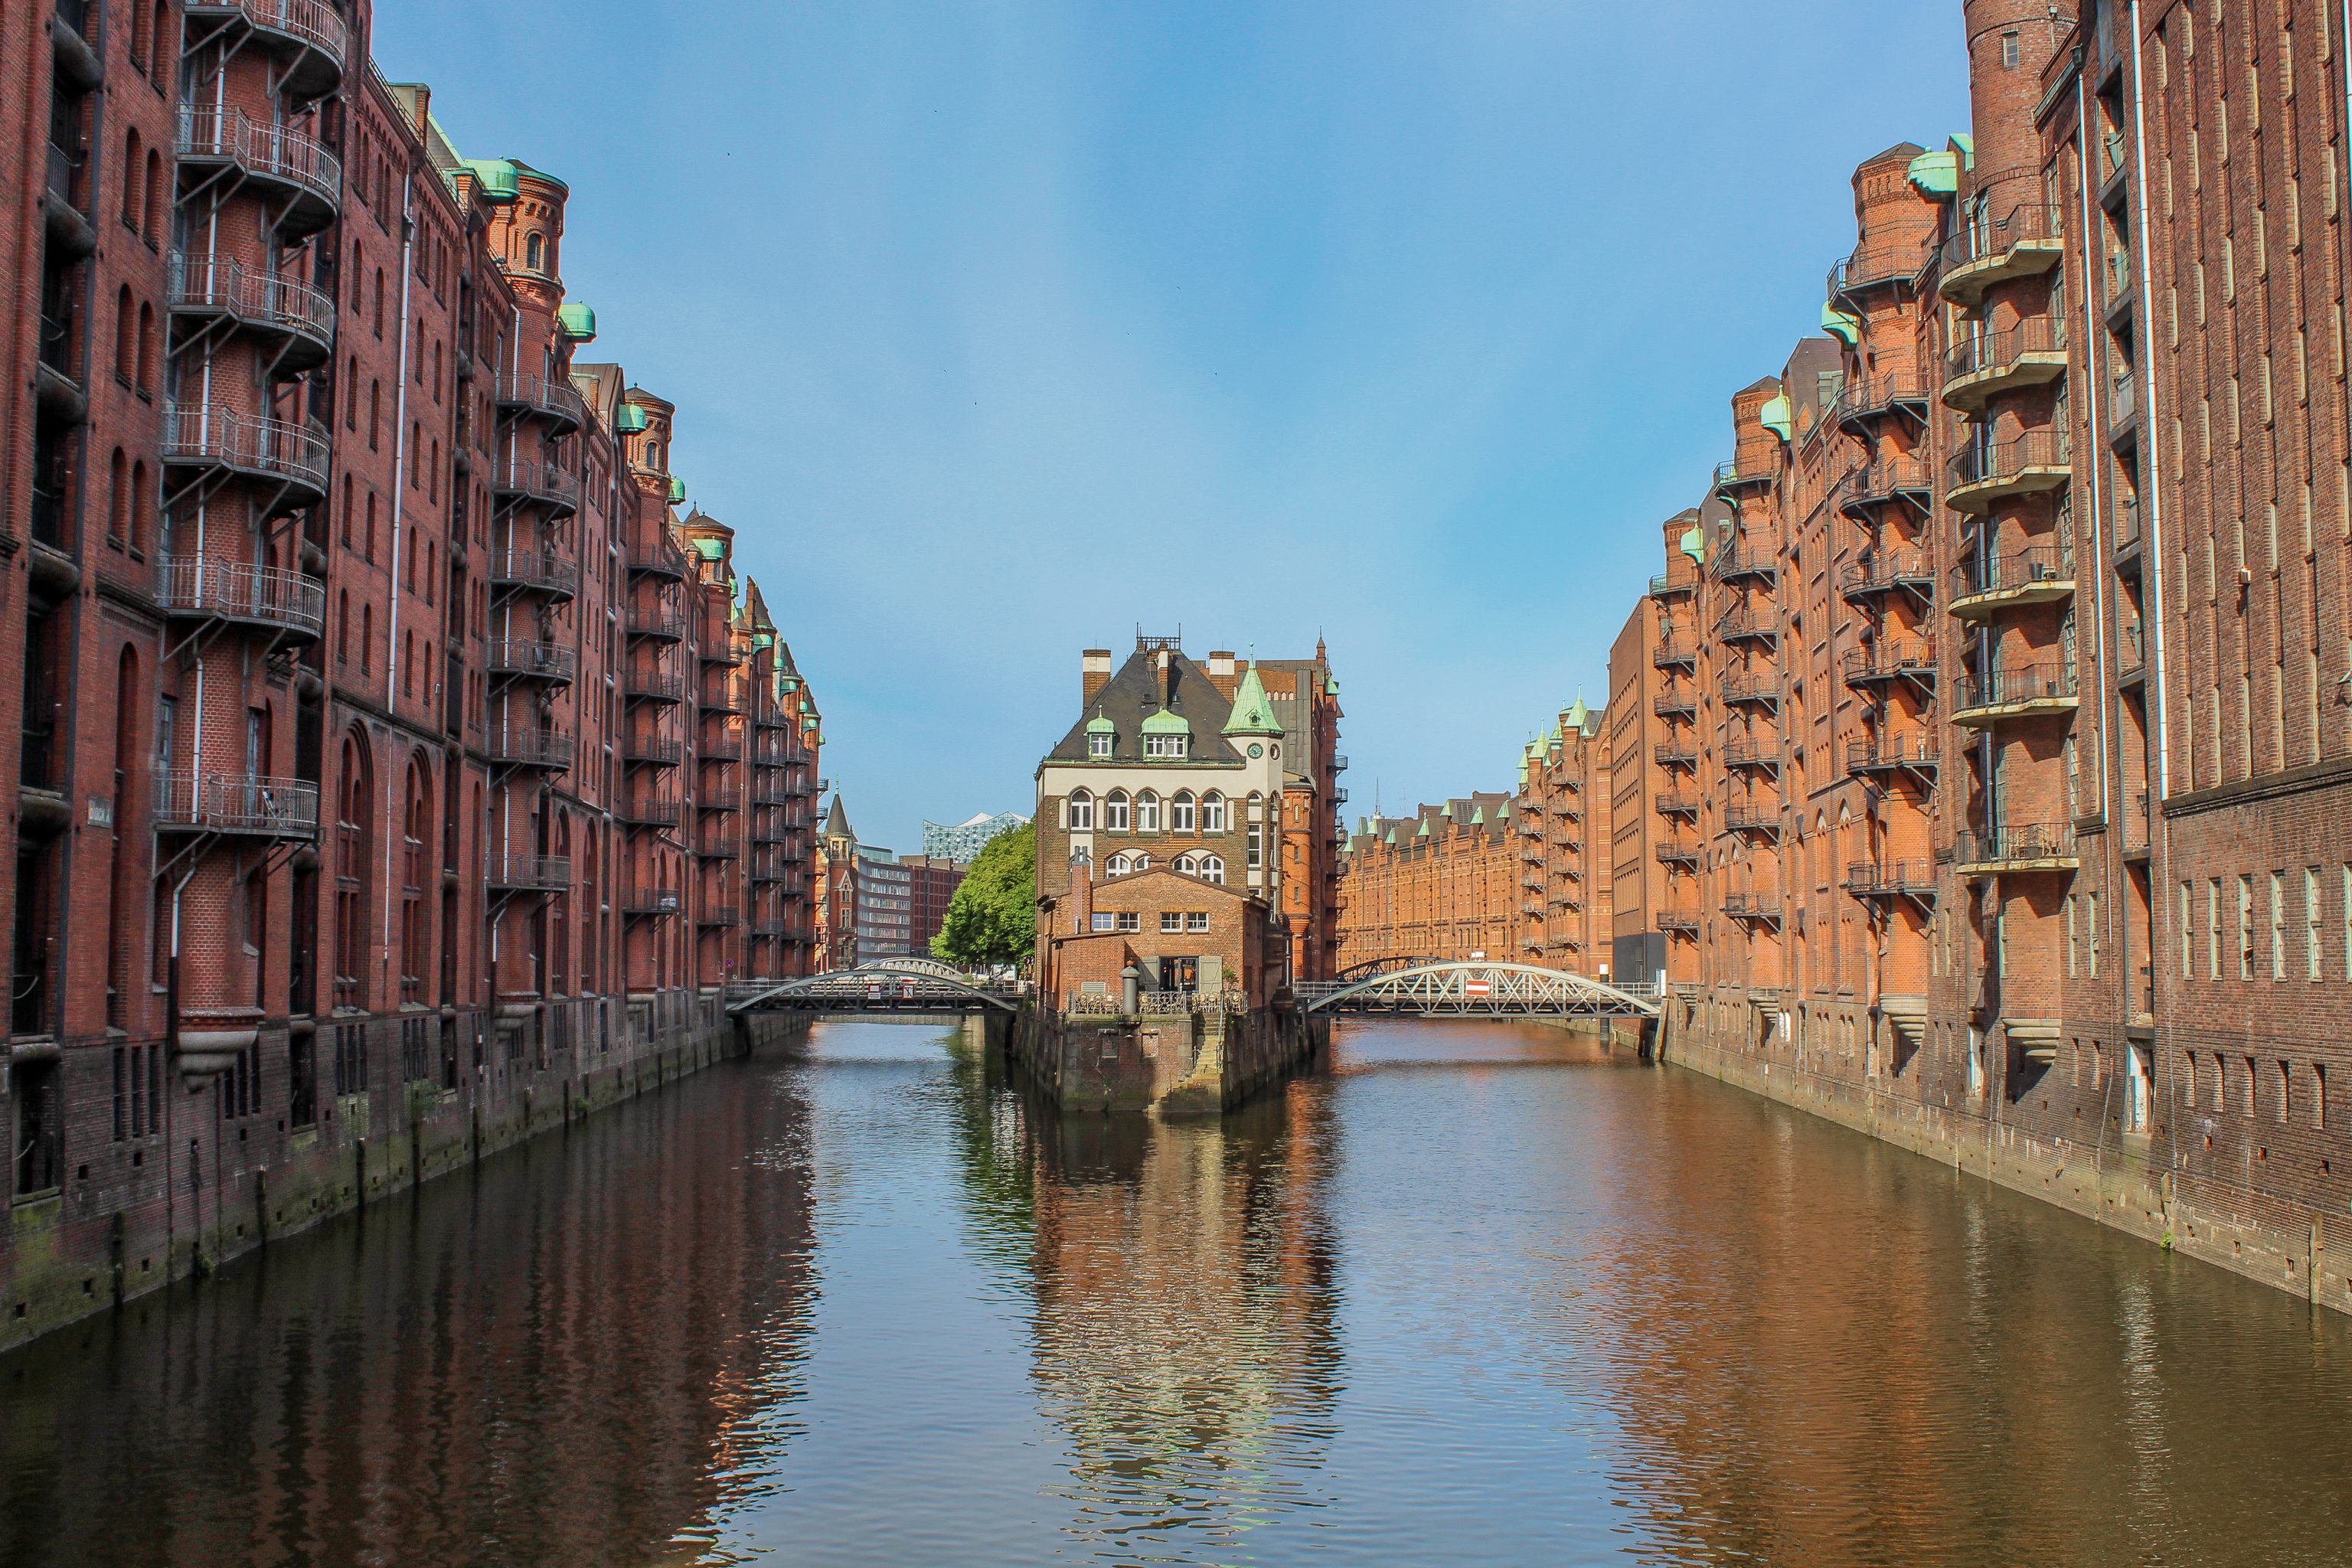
[0,0,828,1348]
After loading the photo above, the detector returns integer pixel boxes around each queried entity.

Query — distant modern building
[924,812,1030,863]
[815,793,967,965]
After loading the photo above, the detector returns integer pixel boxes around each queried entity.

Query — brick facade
[0,0,825,1348]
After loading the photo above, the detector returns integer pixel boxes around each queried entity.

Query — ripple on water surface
[5,1015,2352,1566]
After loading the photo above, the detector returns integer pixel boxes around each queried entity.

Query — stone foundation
[1661,1005,2352,1317]
[2,1000,808,1354]
[1003,1004,1325,1116]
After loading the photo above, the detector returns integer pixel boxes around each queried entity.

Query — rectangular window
[1160,911,1182,933]
[1088,733,1111,759]
[2239,876,2255,978]
[2318,1063,2330,1130]
[2272,871,2287,979]
[2308,868,2324,980]
[2278,1060,2293,1123]
[2087,891,2100,978]
[1185,912,1210,933]
[2210,880,2224,979]
[1090,912,1114,933]
[2181,881,2195,978]
[1116,911,1138,933]
[2066,896,2079,977]
[1246,822,1263,869]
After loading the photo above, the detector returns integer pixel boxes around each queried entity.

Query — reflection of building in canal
[0,1068,818,1566]
[1011,1084,1345,1555]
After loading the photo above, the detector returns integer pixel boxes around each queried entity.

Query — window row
[2180,866,2352,982]
[1102,851,1225,884]
[1089,910,1214,933]
[2180,1049,2329,1131]
[1066,788,1236,832]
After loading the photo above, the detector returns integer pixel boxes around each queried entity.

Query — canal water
[7,1018,2352,1566]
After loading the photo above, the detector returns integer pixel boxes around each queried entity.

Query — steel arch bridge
[1294,961,1660,1020]
[727,959,1021,1016]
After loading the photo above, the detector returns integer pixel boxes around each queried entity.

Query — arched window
[1197,854,1225,884]
[149,0,170,83]
[1067,789,1093,831]
[129,462,149,554]
[145,149,164,240]
[1106,852,1131,876]
[1171,792,1195,831]
[122,130,142,229]
[336,591,350,664]
[106,448,126,544]
[1135,791,1159,832]
[1104,790,1130,831]
[115,286,135,381]
[361,604,373,671]
[136,302,155,393]
[1202,792,1227,832]
[1172,853,1197,875]
[1130,853,1150,873]
[335,731,374,1011]
[525,232,544,271]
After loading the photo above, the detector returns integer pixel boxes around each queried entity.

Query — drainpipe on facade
[2076,54,2121,1003]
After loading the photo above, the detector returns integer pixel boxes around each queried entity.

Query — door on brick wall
[1162,957,1198,993]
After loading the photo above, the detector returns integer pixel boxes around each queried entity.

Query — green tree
[930,822,1036,971]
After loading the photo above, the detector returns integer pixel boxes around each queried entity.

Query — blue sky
[376,2,1969,853]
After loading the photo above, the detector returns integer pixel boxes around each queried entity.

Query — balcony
[162,403,330,503]
[1831,373,1930,432]
[154,772,318,838]
[619,795,681,827]
[1655,909,1700,934]
[623,733,684,766]
[168,258,335,372]
[624,668,684,704]
[486,853,570,893]
[1653,690,1696,720]
[487,638,575,684]
[701,736,743,763]
[697,831,741,860]
[184,0,348,100]
[176,109,340,235]
[1713,610,1777,647]
[1652,638,1697,671]
[1653,742,1697,770]
[699,787,743,812]
[1942,317,2068,411]
[1954,662,2079,727]
[1655,838,1700,867]
[1843,640,1938,691]
[1649,568,1697,601]
[1838,455,1934,517]
[492,456,581,515]
[155,557,325,642]
[701,680,743,714]
[487,727,575,771]
[1720,672,1782,709]
[1938,201,2064,306]
[2118,621,2147,689]
[697,906,741,928]
[2113,498,2144,570]
[628,606,687,642]
[1332,753,1350,773]
[2125,789,2154,859]
[1839,549,1934,605]
[1655,792,1700,818]
[1945,430,2070,514]
[1954,822,2079,876]
[494,371,586,434]
[1846,735,1939,779]
[1845,860,1936,901]
[1950,546,2074,619]
[488,547,579,600]
[627,537,689,580]
[1716,543,1778,585]
[1723,740,1781,774]
[1713,459,1772,498]
[2108,371,2139,445]
[1829,240,1926,302]
[625,888,681,917]
[1723,805,1780,838]
[1723,893,1783,926]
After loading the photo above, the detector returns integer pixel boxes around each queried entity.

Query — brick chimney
[1082,648,1112,706]
[1206,650,1238,698]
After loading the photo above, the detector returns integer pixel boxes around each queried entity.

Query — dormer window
[1145,733,1187,759]
[1089,731,1112,758]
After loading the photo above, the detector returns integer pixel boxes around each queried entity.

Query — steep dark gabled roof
[821,793,857,844]
[1046,646,1242,765]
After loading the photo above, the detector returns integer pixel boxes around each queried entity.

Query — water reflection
[6,1018,2352,1567]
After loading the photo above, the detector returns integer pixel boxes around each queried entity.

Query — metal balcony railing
[494,371,587,430]
[625,888,681,916]
[1847,735,1940,773]
[1939,200,2063,273]
[1840,549,1933,599]
[1720,672,1782,707]
[1723,740,1781,771]
[623,734,684,766]
[162,403,331,494]
[624,668,684,701]
[1654,743,1697,769]
[1843,641,1938,684]
[1713,610,1777,645]
[155,772,319,837]
[486,726,574,770]
[1945,316,2066,382]
[486,853,570,893]
[1953,546,2074,603]
[1946,430,2071,495]
[176,107,340,213]
[492,456,581,511]
[156,556,327,638]
[1655,792,1699,817]
[1957,662,2078,710]
[168,257,335,358]
[1830,240,1926,298]
[1723,892,1782,923]
[1846,860,1937,899]
[628,608,687,641]
[620,795,681,827]
[185,0,350,80]
[489,548,579,597]
[1955,822,2077,867]
[487,639,576,682]
[628,537,690,578]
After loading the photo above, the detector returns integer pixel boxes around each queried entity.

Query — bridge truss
[727,959,1020,1016]
[1295,961,1660,1020]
